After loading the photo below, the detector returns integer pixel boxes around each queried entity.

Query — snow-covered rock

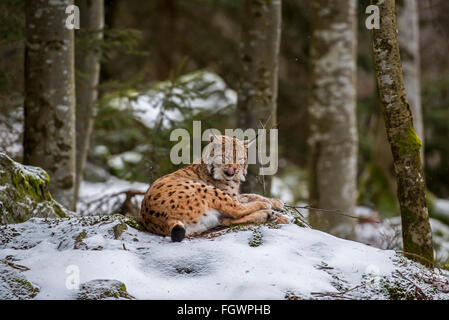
[0,259,40,300]
[0,214,448,300]
[77,279,134,300]
[132,71,237,129]
[0,152,68,224]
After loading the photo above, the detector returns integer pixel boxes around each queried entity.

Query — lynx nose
[226,167,235,176]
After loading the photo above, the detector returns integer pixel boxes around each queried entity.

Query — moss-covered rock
[0,152,69,224]
[77,279,134,300]
[0,261,40,299]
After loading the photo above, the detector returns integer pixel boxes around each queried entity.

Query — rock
[77,279,134,300]
[0,260,39,300]
[0,152,69,224]
[113,222,128,239]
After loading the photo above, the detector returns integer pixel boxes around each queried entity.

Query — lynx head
[202,134,256,182]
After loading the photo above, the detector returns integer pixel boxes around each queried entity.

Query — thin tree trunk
[24,0,76,211]
[307,0,358,239]
[371,0,433,266]
[75,0,104,204]
[237,0,282,194]
[397,0,424,162]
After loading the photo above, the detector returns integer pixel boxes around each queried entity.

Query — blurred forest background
[1,0,449,265]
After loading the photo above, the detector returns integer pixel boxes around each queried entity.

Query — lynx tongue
[227,167,235,175]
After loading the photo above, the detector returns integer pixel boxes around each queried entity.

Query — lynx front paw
[254,201,272,210]
[270,199,284,210]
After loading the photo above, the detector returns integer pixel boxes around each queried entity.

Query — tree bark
[24,0,76,211]
[307,0,358,239]
[371,0,433,266]
[237,0,282,194]
[75,0,104,204]
[397,0,423,162]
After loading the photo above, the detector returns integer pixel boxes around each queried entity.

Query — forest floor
[1,203,449,299]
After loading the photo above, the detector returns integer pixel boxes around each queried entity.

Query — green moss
[248,228,263,247]
[0,262,40,299]
[394,125,422,157]
[381,279,417,300]
[123,217,145,231]
[1,152,68,224]
[77,279,134,300]
[74,230,88,249]
[75,230,87,243]
[113,222,128,239]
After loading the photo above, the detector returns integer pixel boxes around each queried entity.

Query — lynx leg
[207,187,271,219]
[221,209,274,226]
[239,193,284,210]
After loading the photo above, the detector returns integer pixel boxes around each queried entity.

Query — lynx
[139,134,289,242]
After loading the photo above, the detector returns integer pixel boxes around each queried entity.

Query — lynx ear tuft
[209,132,221,144]
[244,136,257,148]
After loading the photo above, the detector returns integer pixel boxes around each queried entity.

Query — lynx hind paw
[274,213,290,224]
[267,210,277,222]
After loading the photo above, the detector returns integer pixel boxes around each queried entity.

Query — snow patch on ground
[3,215,441,300]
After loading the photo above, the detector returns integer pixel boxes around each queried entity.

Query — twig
[0,259,30,271]
[395,250,438,271]
[311,282,367,299]
[284,205,311,228]
[286,204,380,223]
[394,270,430,300]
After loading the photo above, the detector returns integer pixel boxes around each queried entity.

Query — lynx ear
[243,136,257,148]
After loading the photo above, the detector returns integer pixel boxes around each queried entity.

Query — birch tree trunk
[397,0,423,162]
[237,0,282,194]
[24,0,76,211]
[371,0,434,266]
[75,0,104,203]
[307,0,358,239]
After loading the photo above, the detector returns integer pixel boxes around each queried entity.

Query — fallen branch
[311,282,367,299]
[0,259,30,271]
[285,204,380,224]
[284,205,311,228]
[395,250,437,271]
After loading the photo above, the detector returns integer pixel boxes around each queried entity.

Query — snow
[435,199,449,217]
[0,216,398,300]
[270,177,294,203]
[125,71,237,129]
[1,214,447,300]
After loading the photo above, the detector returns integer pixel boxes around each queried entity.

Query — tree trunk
[397,0,424,162]
[371,0,433,266]
[307,0,358,239]
[24,0,76,211]
[237,0,282,195]
[75,0,104,204]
